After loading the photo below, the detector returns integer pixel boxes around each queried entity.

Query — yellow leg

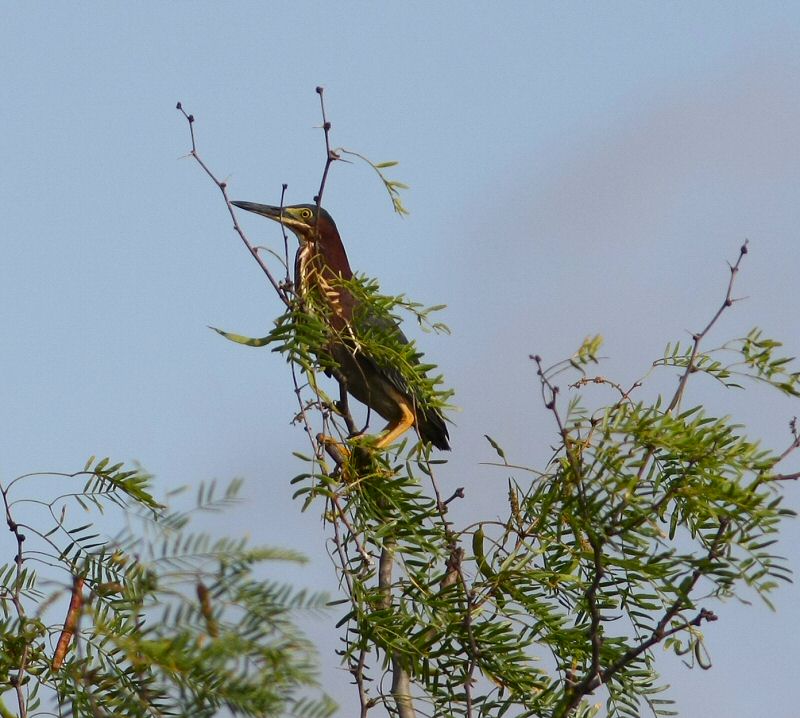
[374,399,416,449]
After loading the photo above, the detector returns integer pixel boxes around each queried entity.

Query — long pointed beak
[230,201,283,221]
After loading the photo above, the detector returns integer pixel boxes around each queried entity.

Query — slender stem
[2,484,29,718]
[667,241,748,412]
[424,459,476,718]
[604,244,750,530]
[314,87,339,212]
[176,103,290,307]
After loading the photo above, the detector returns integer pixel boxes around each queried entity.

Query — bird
[230,201,450,451]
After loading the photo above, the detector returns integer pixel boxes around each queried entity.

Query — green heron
[230,201,450,451]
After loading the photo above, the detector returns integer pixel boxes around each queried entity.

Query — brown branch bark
[379,539,416,718]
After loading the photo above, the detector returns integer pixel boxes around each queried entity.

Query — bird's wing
[355,310,450,449]
[352,310,416,398]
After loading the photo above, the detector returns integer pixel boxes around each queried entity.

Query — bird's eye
[300,209,313,219]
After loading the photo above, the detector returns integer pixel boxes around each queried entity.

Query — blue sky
[3,3,800,715]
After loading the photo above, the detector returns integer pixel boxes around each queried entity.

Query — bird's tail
[417,406,450,451]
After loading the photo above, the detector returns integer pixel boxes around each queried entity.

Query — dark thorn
[219,181,226,189]
[176,101,182,110]
[741,242,749,254]
[316,86,324,94]
[18,534,25,543]
[313,194,320,203]
[282,183,288,190]
[725,298,733,307]
[188,114,194,123]
[323,121,331,131]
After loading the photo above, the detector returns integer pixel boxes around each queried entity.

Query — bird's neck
[296,230,355,323]
[318,230,352,280]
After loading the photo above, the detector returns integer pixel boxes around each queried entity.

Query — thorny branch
[604,244,751,535]
[314,86,340,212]
[534,247,753,717]
[176,102,290,307]
[534,356,608,715]
[667,241,749,412]
[593,522,727,690]
[424,461,477,717]
[2,483,30,718]
[769,417,800,480]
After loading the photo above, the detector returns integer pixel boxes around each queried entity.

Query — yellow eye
[300,208,313,219]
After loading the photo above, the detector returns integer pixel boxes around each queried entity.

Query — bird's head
[230,201,339,246]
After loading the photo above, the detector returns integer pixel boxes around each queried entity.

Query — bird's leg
[334,374,359,436]
[374,400,417,449]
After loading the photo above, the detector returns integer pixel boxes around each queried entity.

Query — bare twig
[176,102,290,307]
[2,484,30,718]
[667,241,748,412]
[313,87,340,211]
[443,487,465,506]
[355,648,372,718]
[569,375,642,404]
[770,471,800,481]
[600,246,751,531]
[279,183,291,280]
[771,417,800,476]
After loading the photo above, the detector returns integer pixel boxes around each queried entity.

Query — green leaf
[209,325,271,347]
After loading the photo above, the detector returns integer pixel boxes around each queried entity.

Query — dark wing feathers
[355,311,450,450]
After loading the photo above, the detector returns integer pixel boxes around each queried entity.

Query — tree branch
[176,102,290,307]
[379,539,416,718]
[2,484,30,718]
[667,242,748,412]
[556,519,728,717]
